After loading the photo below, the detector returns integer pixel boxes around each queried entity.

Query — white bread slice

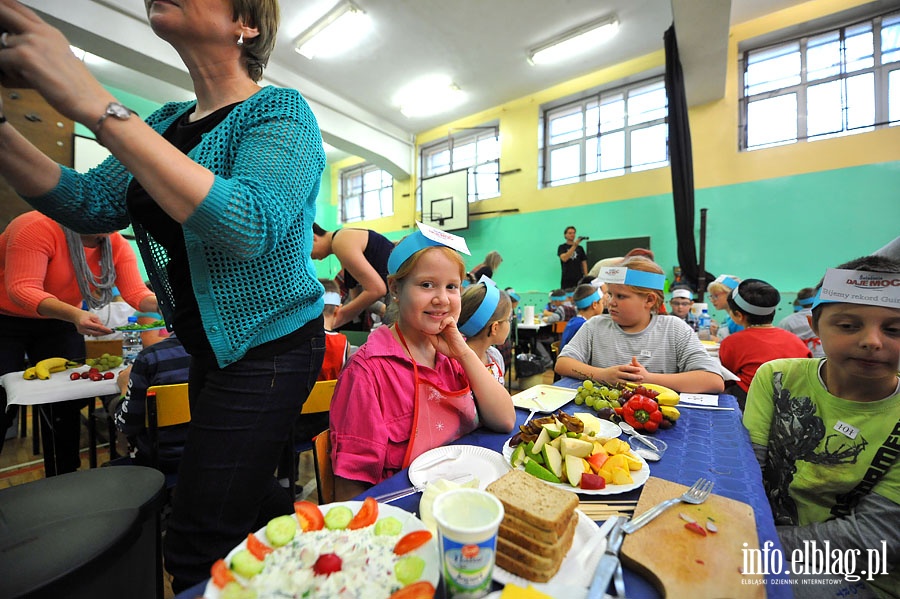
[498,511,578,556]
[486,469,578,532]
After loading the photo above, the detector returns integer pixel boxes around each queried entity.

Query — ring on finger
[0,32,9,50]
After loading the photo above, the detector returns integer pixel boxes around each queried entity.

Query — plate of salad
[114,319,167,332]
[203,498,439,599]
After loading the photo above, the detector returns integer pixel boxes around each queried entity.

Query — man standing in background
[557,226,587,289]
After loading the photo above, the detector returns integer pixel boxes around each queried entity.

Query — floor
[0,366,556,597]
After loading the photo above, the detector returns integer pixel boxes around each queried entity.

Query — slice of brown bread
[494,516,577,583]
[497,511,577,560]
[498,511,578,556]
[486,469,579,533]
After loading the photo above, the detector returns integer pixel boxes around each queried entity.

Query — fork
[372,472,470,503]
[621,478,714,534]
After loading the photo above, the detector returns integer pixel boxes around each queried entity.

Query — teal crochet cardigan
[26,86,326,367]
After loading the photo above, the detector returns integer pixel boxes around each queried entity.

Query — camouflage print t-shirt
[743,358,900,527]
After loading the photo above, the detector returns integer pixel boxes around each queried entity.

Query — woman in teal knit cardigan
[0,0,326,590]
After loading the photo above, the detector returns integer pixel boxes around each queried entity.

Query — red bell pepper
[622,394,663,433]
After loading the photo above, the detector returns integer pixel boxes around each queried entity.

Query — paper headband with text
[599,266,666,290]
[812,268,900,310]
[387,221,471,275]
[671,288,693,300]
[459,276,502,336]
[731,286,776,316]
[575,290,601,309]
[322,292,341,306]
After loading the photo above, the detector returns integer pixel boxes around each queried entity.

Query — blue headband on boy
[797,296,814,307]
[322,292,341,306]
[507,290,521,302]
[459,280,501,336]
[575,291,601,309]
[388,231,444,274]
[600,266,666,290]
[731,286,776,316]
[714,275,740,290]
[550,293,566,301]
[810,288,836,310]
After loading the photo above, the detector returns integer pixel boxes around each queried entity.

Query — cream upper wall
[327,0,900,233]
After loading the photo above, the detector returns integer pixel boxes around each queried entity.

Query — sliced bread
[497,511,577,561]
[494,518,577,583]
[498,511,578,556]
[486,469,579,532]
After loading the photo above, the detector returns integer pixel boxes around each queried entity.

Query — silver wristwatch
[93,101,135,138]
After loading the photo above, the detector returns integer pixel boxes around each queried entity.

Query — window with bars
[740,11,900,150]
[339,163,393,223]
[540,77,669,187]
[420,126,500,202]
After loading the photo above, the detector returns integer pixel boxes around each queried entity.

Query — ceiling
[29,0,810,176]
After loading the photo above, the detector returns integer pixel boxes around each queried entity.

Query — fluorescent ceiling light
[294,1,370,60]
[528,15,619,65]
[393,75,467,119]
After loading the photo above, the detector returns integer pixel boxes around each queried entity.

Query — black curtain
[664,25,713,292]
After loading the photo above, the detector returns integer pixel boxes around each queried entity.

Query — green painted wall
[369,161,900,325]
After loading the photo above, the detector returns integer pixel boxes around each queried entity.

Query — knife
[586,518,626,598]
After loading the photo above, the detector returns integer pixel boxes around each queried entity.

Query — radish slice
[679,512,696,524]
[706,520,718,533]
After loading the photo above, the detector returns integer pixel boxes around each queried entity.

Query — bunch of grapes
[572,379,622,421]
[85,352,124,372]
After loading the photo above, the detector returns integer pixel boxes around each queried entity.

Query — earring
[237,32,244,46]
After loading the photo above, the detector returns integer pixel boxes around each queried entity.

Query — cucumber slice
[394,555,426,585]
[265,515,297,547]
[230,549,264,579]
[221,581,258,599]
[374,516,403,536]
[324,505,354,530]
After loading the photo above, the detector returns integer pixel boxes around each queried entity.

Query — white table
[1,365,126,468]
[1,366,123,406]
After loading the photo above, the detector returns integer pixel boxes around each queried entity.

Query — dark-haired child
[718,279,812,407]
[743,256,900,597]
[559,284,605,352]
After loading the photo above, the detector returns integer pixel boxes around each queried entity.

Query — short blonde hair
[619,256,665,312]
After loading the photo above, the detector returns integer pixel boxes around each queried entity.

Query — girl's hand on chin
[431,316,468,358]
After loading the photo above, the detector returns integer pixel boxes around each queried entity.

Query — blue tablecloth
[178,378,790,598]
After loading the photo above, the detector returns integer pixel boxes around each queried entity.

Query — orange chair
[312,429,334,504]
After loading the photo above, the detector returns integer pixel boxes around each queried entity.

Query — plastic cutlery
[617,421,660,451]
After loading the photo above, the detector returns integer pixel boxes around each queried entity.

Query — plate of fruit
[203,498,439,599]
[503,411,650,495]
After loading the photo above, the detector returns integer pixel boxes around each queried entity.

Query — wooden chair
[284,380,336,495]
[145,383,191,487]
[312,429,334,505]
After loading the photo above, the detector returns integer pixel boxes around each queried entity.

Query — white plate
[571,414,623,439]
[202,502,438,598]
[512,385,576,412]
[493,510,601,594]
[408,445,510,490]
[501,439,650,496]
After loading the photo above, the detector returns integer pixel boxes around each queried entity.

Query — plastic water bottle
[516,306,523,323]
[697,309,712,341]
[122,316,143,363]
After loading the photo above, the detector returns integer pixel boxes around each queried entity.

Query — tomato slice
[246,533,273,561]
[348,496,378,530]
[393,530,433,555]
[388,580,436,599]
[210,558,235,588]
[294,500,325,532]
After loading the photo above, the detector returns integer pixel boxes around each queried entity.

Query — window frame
[338,162,394,224]
[539,75,669,188]
[419,125,500,204]
[739,10,900,151]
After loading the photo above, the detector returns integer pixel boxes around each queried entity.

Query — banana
[23,367,38,380]
[641,383,680,406]
[660,406,681,422]
[34,357,69,380]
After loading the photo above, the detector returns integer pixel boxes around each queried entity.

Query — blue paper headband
[731,287,776,316]
[715,275,740,290]
[575,291,601,309]
[322,292,341,306]
[621,270,666,290]
[797,296,814,307]
[811,288,837,310]
[388,231,448,275]
[459,283,501,336]
[550,294,566,301]
[508,291,521,302]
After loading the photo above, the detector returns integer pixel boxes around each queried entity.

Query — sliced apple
[541,443,563,480]
[531,427,551,454]
[565,454,586,488]
[560,437,594,459]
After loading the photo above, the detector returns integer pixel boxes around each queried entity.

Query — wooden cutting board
[620,477,765,598]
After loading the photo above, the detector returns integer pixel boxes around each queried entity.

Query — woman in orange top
[0,211,156,475]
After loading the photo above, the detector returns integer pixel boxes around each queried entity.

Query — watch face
[108,103,132,119]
